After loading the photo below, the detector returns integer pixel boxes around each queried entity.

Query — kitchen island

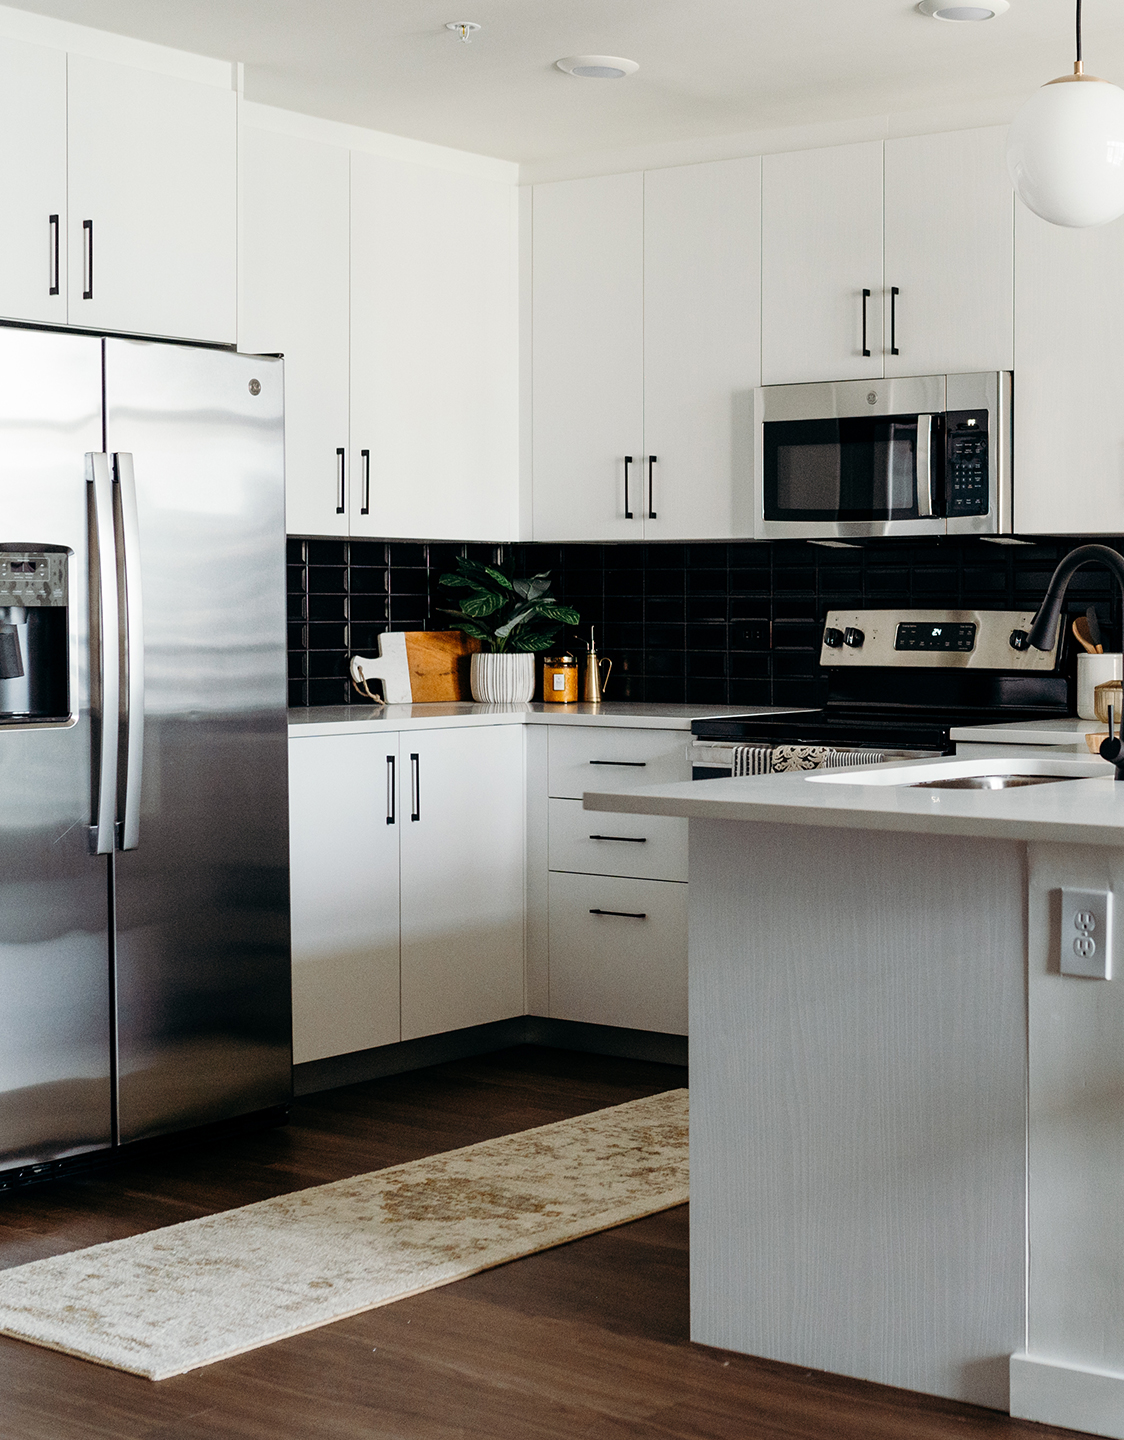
[586,752,1124,1438]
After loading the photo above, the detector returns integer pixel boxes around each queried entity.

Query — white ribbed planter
[470,652,535,703]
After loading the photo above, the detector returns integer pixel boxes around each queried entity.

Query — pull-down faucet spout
[1027,544,1124,780]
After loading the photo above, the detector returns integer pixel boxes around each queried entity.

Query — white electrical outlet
[1060,888,1114,979]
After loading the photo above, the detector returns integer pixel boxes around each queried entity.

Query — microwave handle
[916,414,934,518]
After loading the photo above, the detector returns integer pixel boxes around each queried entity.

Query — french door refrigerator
[0,326,291,1184]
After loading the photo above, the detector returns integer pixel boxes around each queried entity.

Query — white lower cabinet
[547,873,688,1035]
[288,724,525,1064]
[289,732,400,1064]
[399,726,525,1040]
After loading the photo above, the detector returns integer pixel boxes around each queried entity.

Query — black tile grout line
[285,536,1124,709]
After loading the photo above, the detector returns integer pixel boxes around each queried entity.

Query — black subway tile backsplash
[285,536,1124,707]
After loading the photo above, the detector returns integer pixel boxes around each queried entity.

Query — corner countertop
[950,716,1103,746]
[288,701,808,738]
[583,750,1124,846]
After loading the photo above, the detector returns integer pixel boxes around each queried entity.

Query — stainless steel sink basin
[907,773,1074,791]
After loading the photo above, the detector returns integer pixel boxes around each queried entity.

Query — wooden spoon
[1073,616,1099,654]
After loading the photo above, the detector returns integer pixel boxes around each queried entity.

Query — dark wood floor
[0,1045,1085,1439]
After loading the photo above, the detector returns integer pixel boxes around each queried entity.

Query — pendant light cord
[1077,0,1083,66]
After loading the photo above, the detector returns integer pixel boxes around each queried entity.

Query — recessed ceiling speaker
[917,1,1009,17]
[555,55,640,79]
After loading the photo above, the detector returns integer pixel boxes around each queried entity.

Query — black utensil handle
[861,288,870,358]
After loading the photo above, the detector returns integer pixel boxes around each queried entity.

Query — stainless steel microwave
[751,371,1012,540]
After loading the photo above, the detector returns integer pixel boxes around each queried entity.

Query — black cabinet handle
[48,214,59,296]
[386,754,396,825]
[335,448,345,515]
[360,449,371,515]
[82,219,93,300]
[890,286,900,356]
[623,455,634,519]
[410,752,420,822]
[647,455,657,519]
[589,759,646,767]
[861,287,870,358]
[588,834,647,843]
[589,908,647,920]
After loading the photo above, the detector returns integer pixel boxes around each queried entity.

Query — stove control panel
[820,609,1061,670]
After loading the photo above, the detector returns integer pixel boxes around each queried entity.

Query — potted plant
[438,557,580,702]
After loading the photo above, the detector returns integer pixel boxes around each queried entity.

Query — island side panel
[1012,843,1124,1439]
[689,819,1026,1409]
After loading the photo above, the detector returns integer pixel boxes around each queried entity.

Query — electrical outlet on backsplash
[286,535,1123,709]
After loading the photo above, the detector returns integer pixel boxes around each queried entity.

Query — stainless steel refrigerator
[0,326,291,1181]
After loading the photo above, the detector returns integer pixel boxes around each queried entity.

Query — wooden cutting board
[403,630,482,702]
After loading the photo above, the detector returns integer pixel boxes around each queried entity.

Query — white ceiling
[12,0,1124,166]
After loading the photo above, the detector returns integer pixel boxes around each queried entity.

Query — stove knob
[1009,629,1029,652]
[844,627,865,648]
[823,627,844,648]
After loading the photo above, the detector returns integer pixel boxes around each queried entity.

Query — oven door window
[763,415,922,522]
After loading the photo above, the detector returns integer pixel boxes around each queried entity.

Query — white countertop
[583,749,1124,846]
[288,700,806,737]
[950,716,1103,746]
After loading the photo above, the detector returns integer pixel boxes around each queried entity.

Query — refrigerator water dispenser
[0,549,68,721]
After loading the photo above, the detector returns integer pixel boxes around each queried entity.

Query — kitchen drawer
[548,872,687,1034]
[548,797,687,881]
[548,726,689,800]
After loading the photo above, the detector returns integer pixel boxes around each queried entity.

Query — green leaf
[532,603,580,624]
[494,605,537,639]
[460,591,507,618]
[511,629,559,652]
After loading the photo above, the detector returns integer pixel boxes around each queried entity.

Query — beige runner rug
[0,1088,688,1380]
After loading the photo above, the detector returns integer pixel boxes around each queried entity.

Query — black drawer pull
[589,759,646,767]
[588,834,647,843]
[589,908,647,920]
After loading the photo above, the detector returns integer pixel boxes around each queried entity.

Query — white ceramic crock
[1077,651,1124,719]
[469,651,535,703]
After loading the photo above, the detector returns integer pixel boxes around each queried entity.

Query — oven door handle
[915,413,934,518]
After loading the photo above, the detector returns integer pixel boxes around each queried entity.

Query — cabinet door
[532,173,644,541]
[643,158,761,540]
[548,872,687,1034]
[884,128,1013,378]
[349,152,519,541]
[288,734,401,1064]
[399,726,524,1040]
[0,37,66,326]
[67,54,236,343]
[761,141,884,385]
[1013,205,1124,534]
[239,124,350,537]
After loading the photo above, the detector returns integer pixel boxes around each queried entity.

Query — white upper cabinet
[349,151,519,542]
[1013,205,1124,535]
[643,157,761,540]
[761,141,884,385]
[0,37,67,326]
[531,172,645,542]
[67,53,236,343]
[239,123,351,538]
[883,127,1013,378]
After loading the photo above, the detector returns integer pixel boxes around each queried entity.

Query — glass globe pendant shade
[1007,74,1124,227]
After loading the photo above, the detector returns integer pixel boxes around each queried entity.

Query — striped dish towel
[731,745,886,775]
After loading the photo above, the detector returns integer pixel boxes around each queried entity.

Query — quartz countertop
[950,716,1102,746]
[288,700,807,738]
[583,749,1124,845]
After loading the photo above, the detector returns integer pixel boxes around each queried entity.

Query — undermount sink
[907,773,1073,791]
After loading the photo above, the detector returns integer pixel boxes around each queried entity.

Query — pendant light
[1006,0,1124,228]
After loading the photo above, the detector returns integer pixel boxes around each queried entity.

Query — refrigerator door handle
[86,452,119,855]
[113,452,144,850]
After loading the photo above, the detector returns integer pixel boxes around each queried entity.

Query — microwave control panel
[945,410,989,517]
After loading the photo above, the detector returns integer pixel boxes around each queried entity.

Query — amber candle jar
[542,653,579,703]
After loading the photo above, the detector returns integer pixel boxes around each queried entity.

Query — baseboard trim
[293,1018,688,1096]
[1010,1351,1124,1437]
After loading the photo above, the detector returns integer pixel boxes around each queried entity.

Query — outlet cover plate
[1060,887,1113,979]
